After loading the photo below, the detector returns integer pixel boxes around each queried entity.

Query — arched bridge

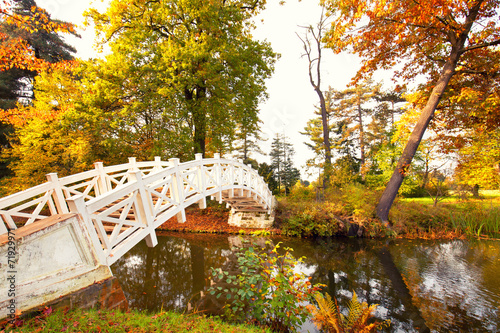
[0,153,275,266]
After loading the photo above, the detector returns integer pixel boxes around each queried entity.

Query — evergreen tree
[270,133,300,194]
[329,80,380,179]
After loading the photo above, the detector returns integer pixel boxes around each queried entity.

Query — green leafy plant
[308,292,390,333]
[208,242,324,332]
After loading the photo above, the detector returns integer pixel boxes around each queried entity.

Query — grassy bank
[2,307,271,333]
[276,184,500,239]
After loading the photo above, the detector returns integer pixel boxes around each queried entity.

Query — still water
[111,233,500,332]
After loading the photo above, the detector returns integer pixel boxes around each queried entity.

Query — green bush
[340,183,379,220]
[288,182,316,201]
[278,200,345,237]
[208,242,324,332]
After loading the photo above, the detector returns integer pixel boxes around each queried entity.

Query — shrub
[207,242,324,332]
[340,183,379,221]
[288,182,316,201]
[278,200,345,237]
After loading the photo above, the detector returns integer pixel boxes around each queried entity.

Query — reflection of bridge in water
[0,154,275,319]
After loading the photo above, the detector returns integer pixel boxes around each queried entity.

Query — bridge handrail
[0,157,170,234]
[0,154,272,249]
[65,154,272,265]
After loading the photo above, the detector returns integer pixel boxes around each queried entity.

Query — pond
[111,232,500,332]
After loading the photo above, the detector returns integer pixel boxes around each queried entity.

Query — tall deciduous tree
[297,10,332,188]
[0,65,94,192]
[86,0,276,158]
[322,0,500,223]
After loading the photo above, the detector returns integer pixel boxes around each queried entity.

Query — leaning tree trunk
[376,47,462,223]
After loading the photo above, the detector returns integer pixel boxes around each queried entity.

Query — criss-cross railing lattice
[0,154,273,265]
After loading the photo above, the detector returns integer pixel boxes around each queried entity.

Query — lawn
[401,190,500,208]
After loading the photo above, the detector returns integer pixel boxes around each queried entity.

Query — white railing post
[246,164,252,197]
[214,153,222,203]
[154,156,162,171]
[128,157,138,170]
[128,170,157,248]
[67,195,107,265]
[195,153,206,209]
[94,161,109,196]
[46,173,69,214]
[237,159,244,196]
[229,160,235,198]
[169,158,186,223]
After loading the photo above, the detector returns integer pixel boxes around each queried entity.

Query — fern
[308,291,391,333]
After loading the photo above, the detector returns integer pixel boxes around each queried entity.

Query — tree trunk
[316,87,332,189]
[186,86,207,157]
[472,184,480,198]
[357,101,365,180]
[376,49,461,223]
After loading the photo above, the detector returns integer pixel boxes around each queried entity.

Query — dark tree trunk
[316,87,332,189]
[472,184,480,198]
[186,86,207,157]
[357,101,365,180]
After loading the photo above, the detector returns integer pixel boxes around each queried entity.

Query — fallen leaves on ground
[157,206,280,235]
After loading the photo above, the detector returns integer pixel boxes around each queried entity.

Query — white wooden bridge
[0,154,274,266]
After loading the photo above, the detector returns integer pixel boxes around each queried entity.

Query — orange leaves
[323,0,500,83]
[0,1,76,72]
[2,2,75,35]
[0,104,59,127]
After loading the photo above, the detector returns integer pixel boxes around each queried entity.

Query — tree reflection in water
[111,233,500,333]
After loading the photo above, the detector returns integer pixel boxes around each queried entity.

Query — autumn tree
[85,0,276,158]
[0,0,77,106]
[0,0,76,73]
[297,9,332,188]
[0,0,77,178]
[0,65,95,192]
[322,0,500,223]
[454,130,500,190]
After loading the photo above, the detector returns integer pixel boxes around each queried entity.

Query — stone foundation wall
[227,210,274,229]
[0,214,113,320]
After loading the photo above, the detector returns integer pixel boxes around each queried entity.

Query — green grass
[3,308,271,333]
[401,190,500,208]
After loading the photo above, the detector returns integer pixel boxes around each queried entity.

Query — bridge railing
[0,156,169,235]
[66,154,272,265]
[0,154,273,265]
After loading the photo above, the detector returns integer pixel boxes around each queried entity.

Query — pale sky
[38,0,376,180]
